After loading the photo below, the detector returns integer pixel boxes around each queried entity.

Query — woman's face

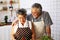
[31,7,41,18]
[17,14,26,24]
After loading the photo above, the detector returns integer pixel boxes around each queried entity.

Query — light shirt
[13,20,32,33]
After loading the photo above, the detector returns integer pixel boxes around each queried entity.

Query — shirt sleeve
[44,12,53,26]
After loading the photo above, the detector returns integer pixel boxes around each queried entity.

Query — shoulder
[27,14,32,21]
[42,11,49,16]
[12,19,18,27]
[27,14,32,17]
[42,11,50,18]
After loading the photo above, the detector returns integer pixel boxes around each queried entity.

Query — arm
[44,12,53,37]
[32,22,36,40]
[46,25,51,37]
[11,19,19,40]
[11,21,18,40]
[11,24,16,40]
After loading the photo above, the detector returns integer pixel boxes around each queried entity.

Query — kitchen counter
[0,22,12,40]
[0,22,12,26]
[0,25,12,40]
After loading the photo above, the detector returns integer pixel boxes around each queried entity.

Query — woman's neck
[20,20,26,26]
[21,23,24,26]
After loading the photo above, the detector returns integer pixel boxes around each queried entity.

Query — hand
[32,34,36,40]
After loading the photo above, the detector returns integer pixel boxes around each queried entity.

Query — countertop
[0,22,12,26]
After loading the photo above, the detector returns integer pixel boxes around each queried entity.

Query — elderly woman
[11,9,35,40]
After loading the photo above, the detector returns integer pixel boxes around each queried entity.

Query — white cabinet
[0,25,12,40]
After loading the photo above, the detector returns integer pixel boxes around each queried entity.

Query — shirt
[27,11,53,27]
[13,20,32,33]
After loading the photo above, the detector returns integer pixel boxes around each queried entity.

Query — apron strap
[18,22,20,28]
[27,21,30,28]
[41,17,46,35]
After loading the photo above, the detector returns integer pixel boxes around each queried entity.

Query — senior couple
[11,3,53,40]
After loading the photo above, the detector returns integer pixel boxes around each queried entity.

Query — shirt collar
[32,14,42,22]
[18,20,28,28]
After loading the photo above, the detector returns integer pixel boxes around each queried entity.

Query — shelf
[0,10,8,12]
[0,2,19,5]
[0,2,7,5]
[11,2,19,4]
[0,22,12,26]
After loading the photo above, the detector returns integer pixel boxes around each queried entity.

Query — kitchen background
[0,0,60,40]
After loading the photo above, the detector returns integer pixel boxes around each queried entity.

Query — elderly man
[12,3,53,40]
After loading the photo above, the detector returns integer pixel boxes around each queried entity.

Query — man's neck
[35,13,42,19]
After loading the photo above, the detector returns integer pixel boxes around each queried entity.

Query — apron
[32,17,45,40]
[13,22,32,40]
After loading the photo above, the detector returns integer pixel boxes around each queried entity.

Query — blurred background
[0,0,60,40]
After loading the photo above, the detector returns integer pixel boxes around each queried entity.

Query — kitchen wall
[0,0,60,40]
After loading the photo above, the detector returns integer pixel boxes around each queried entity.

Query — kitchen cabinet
[0,25,12,40]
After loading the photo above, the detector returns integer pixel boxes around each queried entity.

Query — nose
[20,18,23,21]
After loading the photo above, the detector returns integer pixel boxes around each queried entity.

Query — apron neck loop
[18,22,19,28]
[27,21,30,28]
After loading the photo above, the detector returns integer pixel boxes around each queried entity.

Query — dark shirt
[27,11,53,27]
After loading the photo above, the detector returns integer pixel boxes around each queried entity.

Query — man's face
[31,7,41,18]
